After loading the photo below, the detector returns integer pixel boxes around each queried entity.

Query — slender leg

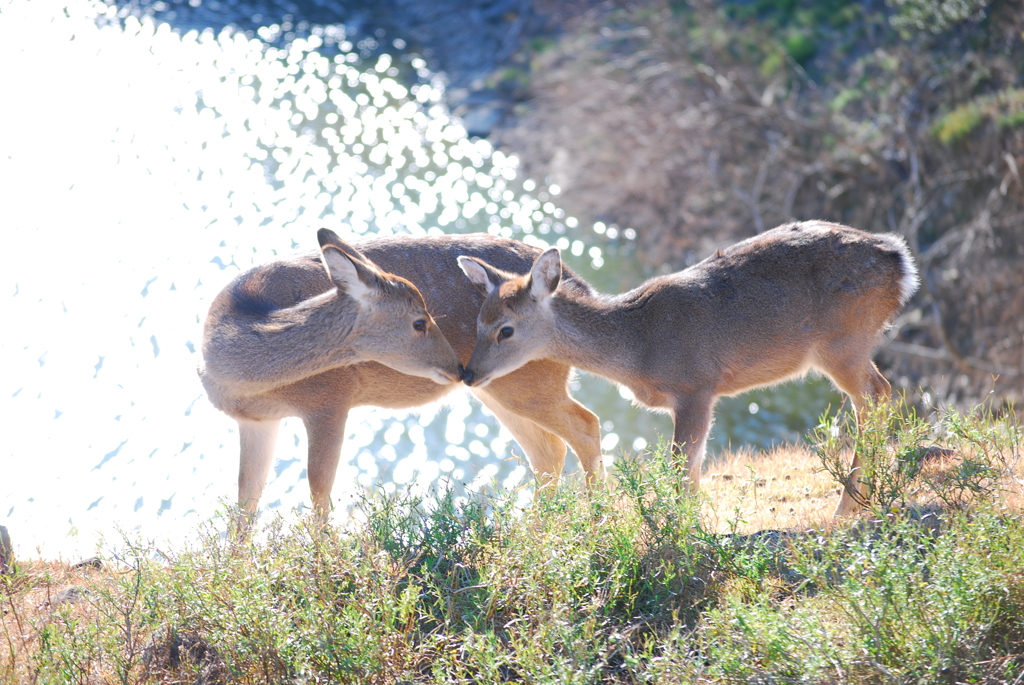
[238,419,281,513]
[671,392,716,493]
[482,360,605,484]
[473,388,567,490]
[304,407,350,520]
[825,355,892,517]
[235,418,281,535]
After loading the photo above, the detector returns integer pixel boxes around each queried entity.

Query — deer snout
[461,367,475,386]
[435,366,463,384]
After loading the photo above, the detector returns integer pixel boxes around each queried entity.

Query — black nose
[461,367,475,386]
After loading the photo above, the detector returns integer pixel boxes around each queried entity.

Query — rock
[920,445,957,462]
[143,625,228,685]
[461,101,506,138]
[52,586,91,606]
[0,525,13,575]
[72,556,104,571]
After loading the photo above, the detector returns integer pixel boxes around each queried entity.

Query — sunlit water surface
[0,0,840,560]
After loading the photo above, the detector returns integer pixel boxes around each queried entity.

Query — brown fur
[458,221,920,516]
[200,230,603,519]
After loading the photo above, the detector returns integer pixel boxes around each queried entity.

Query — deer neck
[548,286,650,384]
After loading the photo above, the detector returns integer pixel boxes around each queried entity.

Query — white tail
[200,230,604,520]
[458,221,920,516]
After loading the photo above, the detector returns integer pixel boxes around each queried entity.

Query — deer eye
[413,319,427,332]
[499,326,514,340]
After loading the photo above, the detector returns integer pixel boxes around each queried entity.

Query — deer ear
[317,229,375,265]
[318,230,379,303]
[321,246,374,303]
[457,255,500,295]
[529,248,561,301]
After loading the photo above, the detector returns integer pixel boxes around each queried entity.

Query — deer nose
[461,367,475,386]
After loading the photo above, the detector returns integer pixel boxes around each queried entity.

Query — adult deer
[457,221,919,516]
[200,229,603,521]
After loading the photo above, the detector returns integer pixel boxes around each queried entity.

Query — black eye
[499,326,514,340]
[413,319,427,332]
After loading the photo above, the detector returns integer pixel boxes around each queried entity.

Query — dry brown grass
[1,559,111,682]
[701,445,841,535]
[699,437,1024,536]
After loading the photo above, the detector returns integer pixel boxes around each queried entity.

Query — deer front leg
[833,452,870,517]
[671,393,716,493]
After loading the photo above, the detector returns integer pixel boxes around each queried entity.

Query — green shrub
[932,87,1024,144]
[813,398,937,513]
[783,30,817,64]
[14,406,1024,682]
[887,0,992,38]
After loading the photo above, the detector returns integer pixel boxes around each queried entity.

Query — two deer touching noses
[200,220,919,522]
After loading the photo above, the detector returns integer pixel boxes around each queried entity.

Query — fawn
[200,229,603,520]
[457,221,919,516]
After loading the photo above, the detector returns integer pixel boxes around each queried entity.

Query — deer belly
[350,363,457,409]
[714,346,813,396]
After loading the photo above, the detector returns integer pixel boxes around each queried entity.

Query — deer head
[456,248,562,387]
[319,228,462,385]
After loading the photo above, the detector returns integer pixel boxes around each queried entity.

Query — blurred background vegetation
[487,0,1023,413]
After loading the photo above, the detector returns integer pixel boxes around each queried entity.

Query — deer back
[631,223,916,390]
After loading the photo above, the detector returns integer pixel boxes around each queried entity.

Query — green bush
[16,406,1024,682]
[887,0,992,38]
[932,88,1024,144]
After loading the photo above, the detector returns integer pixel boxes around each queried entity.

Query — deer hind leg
[479,360,605,485]
[303,406,351,521]
[671,392,716,493]
[821,348,893,516]
[237,418,281,525]
[472,389,567,492]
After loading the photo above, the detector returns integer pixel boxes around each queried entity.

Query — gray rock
[0,525,13,575]
[72,556,104,571]
[461,102,506,139]
[52,585,91,606]
[143,625,228,685]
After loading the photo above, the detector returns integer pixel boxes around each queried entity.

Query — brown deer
[200,229,603,521]
[457,221,920,516]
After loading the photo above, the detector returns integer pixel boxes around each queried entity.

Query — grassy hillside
[4,404,1023,683]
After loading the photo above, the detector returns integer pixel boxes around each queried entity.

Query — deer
[456,220,920,516]
[199,228,604,524]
